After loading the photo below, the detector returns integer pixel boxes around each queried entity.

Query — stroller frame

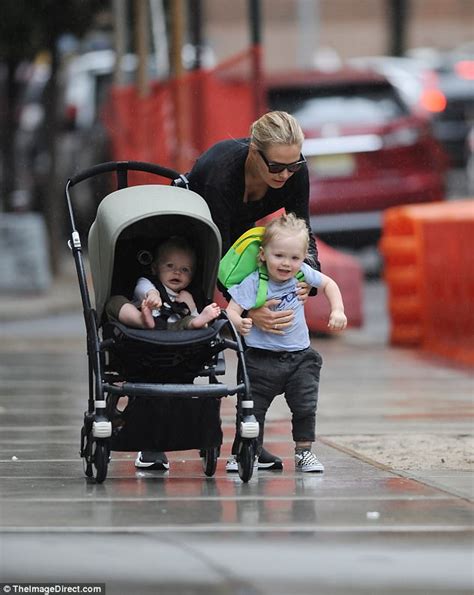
[65,161,259,483]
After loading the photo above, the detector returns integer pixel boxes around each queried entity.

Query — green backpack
[218,226,304,308]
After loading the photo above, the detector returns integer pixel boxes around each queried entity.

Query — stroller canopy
[88,185,222,320]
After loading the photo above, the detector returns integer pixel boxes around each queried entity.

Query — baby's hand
[239,317,253,336]
[328,309,347,331]
[144,289,162,309]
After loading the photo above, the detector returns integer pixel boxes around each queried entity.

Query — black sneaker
[257,447,283,470]
[135,451,170,470]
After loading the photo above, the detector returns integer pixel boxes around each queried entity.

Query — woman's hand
[248,299,294,334]
[296,281,310,304]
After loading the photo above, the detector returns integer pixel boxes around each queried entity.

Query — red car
[266,68,448,247]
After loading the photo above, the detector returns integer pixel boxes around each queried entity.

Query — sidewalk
[0,262,472,594]
[0,256,472,503]
[0,251,82,322]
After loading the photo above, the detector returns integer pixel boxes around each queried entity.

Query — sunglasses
[258,150,306,174]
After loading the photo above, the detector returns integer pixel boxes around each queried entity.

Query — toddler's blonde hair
[261,213,309,255]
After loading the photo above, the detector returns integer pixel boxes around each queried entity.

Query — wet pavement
[0,272,473,594]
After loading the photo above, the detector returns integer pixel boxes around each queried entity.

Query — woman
[188,110,321,473]
[136,111,320,472]
[188,110,319,272]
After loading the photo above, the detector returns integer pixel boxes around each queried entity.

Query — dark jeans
[232,346,323,454]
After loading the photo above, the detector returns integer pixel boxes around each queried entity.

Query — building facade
[201,0,473,71]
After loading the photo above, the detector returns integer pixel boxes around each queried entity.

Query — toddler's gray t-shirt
[228,262,322,352]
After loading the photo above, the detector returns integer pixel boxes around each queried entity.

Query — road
[0,280,472,595]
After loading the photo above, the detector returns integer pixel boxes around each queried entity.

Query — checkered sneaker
[225,454,258,472]
[295,450,324,473]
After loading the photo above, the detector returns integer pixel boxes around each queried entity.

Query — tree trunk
[387,0,409,57]
[1,58,19,212]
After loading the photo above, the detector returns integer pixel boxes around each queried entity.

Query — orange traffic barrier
[304,240,363,333]
[380,200,474,365]
[104,48,256,172]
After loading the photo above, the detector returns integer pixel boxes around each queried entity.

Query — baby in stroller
[105,235,221,470]
[105,236,221,331]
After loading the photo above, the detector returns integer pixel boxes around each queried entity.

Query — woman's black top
[187,138,320,271]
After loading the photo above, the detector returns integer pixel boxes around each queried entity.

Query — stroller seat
[103,319,228,383]
[105,318,227,346]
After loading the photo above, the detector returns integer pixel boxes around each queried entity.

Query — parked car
[61,50,163,232]
[12,56,53,211]
[266,67,448,247]
[352,48,474,167]
[61,50,117,229]
[426,47,474,167]
[466,124,474,193]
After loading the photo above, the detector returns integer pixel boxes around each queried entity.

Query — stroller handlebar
[68,160,182,188]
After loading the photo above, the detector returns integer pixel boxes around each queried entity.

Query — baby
[106,236,220,330]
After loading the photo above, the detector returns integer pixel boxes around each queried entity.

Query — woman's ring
[274,323,278,330]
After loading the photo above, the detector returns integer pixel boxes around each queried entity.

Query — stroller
[65,161,259,483]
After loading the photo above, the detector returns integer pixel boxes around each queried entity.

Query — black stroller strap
[146,276,191,328]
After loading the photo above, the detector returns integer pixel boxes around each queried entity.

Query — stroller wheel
[82,457,94,477]
[201,447,219,477]
[238,440,256,483]
[83,456,93,478]
[93,440,109,484]
[81,426,93,478]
